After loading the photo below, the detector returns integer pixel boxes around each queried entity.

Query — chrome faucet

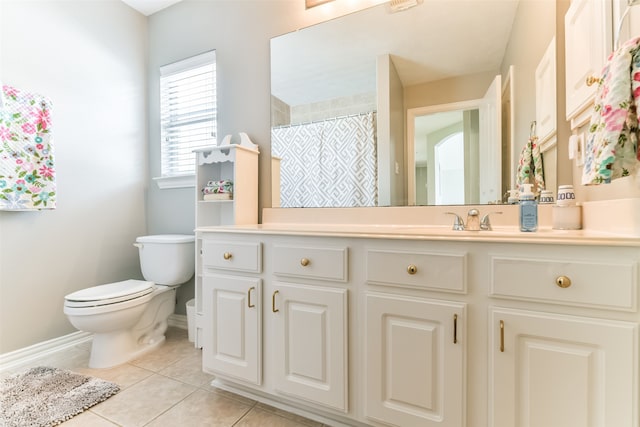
[480,211,503,231]
[444,212,466,231]
[445,209,502,231]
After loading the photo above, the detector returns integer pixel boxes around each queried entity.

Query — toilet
[63,234,195,369]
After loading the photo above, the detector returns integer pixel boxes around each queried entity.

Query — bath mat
[0,366,120,427]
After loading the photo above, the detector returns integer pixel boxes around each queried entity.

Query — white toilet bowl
[63,234,195,368]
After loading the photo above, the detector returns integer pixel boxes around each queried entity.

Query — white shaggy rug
[0,366,120,427]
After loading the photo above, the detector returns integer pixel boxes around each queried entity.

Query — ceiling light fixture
[305,0,334,9]
[388,0,422,13]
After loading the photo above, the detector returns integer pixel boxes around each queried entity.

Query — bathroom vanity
[196,205,640,427]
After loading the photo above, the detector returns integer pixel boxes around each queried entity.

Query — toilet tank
[135,235,195,286]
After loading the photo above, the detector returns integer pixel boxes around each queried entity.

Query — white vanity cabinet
[198,226,639,427]
[200,233,350,415]
[489,307,637,427]
[266,281,348,412]
[268,241,349,412]
[201,238,263,384]
[564,0,613,125]
[365,293,465,427]
[488,245,639,427]
[364,246,467,427]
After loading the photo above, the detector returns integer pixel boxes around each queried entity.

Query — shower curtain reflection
[272,112,377,208]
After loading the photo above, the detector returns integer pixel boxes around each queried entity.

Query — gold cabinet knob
[586,75,601,86]
[300,258,310,267]
[407,264,417,275]
[556,276,572,288]
[223,252,232,260]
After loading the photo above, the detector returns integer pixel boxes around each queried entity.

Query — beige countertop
[196,223,640,247]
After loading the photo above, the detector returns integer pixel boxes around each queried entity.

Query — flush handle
[556,276,572,288]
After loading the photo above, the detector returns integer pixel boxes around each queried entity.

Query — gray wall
[0,0,382,352]
[0,0,148,353]
[146,0,384,312]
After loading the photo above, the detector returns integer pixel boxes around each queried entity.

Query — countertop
[196,223,640,247]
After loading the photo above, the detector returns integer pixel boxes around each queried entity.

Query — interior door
[478,74,502,204]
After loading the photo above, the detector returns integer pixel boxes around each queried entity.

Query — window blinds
[160,50,217,177]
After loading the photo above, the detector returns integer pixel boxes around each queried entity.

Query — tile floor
[3,328,328,427]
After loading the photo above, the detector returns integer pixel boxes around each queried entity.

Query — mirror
[270,0,558,207]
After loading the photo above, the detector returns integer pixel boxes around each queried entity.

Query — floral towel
[0,84,56,210]
[202,179,233,195]
[516,136,545,193]
[582,36,640,185]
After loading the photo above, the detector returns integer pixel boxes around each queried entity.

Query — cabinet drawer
[366,249,467,293]
[273,245,348,282]
[490,256,638,311]
[202,240,261,273]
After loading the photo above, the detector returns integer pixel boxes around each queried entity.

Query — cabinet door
[267,281,348,412]
[535,37,556,143]
[489,307,637,427]
[365,293,466,427]
[202,273,261,385]
[564,0,612,121]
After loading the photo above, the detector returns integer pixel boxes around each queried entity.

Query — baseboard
[168,313,188,330]
[1,316,188,373]
[0,330,92,373]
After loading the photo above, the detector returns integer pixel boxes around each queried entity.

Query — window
[158,51,216,186]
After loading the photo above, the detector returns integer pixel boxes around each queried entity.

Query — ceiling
[121,0,183,16]
[271,0,519,107]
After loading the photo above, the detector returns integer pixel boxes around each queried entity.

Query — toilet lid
[65,280,154,306]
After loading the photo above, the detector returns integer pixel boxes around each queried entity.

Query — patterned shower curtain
[272,112,377,208]
[0,84,56,210]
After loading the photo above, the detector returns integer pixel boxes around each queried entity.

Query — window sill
[153,175,195,189]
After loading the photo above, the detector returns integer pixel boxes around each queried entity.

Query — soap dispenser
[519,183,537,232]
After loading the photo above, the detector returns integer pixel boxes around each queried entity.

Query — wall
[289,92,376,124]
[0,0,147,353]
[146,0,385,311]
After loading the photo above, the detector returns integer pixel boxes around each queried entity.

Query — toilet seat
[64,279,154,308]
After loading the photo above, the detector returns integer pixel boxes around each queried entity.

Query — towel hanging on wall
[582,36,640,185]
[0,83,56,210]
[516,121,545,193]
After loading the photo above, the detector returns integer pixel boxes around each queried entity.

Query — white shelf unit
[194,144,259,347]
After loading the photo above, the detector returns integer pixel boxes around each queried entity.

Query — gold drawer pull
[272,290,280,313]
[300,258,310,267]
[248,287,255,308]
[453,314,458,344]
[407,264,417,275]
[223,252,232,260]
[500,320,505,352]
[556,276,572,288]
[586,75,601,86]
